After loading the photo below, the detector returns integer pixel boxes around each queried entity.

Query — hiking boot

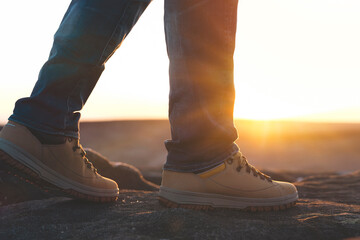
[159,152,298,211]
[0,121,119,202]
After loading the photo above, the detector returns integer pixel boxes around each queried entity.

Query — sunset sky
[0,0,359,124]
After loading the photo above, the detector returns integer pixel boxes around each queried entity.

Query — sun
[233,92,305,121]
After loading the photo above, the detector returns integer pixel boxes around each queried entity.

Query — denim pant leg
[163,0,240,172]
[9,0,150,138]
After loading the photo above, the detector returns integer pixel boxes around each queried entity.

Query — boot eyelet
[236,166,241,172]
[227,159,233,164]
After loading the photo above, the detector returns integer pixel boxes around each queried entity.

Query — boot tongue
[26,127,67,144]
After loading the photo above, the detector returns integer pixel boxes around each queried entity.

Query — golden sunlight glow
[233,91,360,123]
[233,97,300,121]
[1,1,360,124]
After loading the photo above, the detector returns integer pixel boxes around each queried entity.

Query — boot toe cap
[100,176,119,191]
[276,181,298,196]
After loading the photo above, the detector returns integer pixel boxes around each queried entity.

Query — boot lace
[68,138,98,174]
[226,152,272,182]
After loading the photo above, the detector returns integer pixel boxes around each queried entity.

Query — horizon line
[78,117,360,125]
[1,117,359,126]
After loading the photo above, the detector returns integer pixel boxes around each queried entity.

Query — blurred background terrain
[78,119,360,175]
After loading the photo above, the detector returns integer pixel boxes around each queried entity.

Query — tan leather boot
[0,121,119,202]
[159,152,298,211]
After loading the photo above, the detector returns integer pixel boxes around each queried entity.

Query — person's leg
[164,0,239,172]
[160,0,298,210]
[0,0,151,202]
[9,0,150,139]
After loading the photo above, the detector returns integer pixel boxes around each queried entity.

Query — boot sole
[0,140,118,203]
[158,186,298,211]
[158,196,297,211]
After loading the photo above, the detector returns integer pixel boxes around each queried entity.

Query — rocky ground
[1,191,359,240]
[0,149,359,240]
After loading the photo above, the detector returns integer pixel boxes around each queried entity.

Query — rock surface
[0,187,359,240]
[0,126,359,239]
[0,153,359,239]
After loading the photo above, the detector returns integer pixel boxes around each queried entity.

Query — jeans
[9,0,239,172]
